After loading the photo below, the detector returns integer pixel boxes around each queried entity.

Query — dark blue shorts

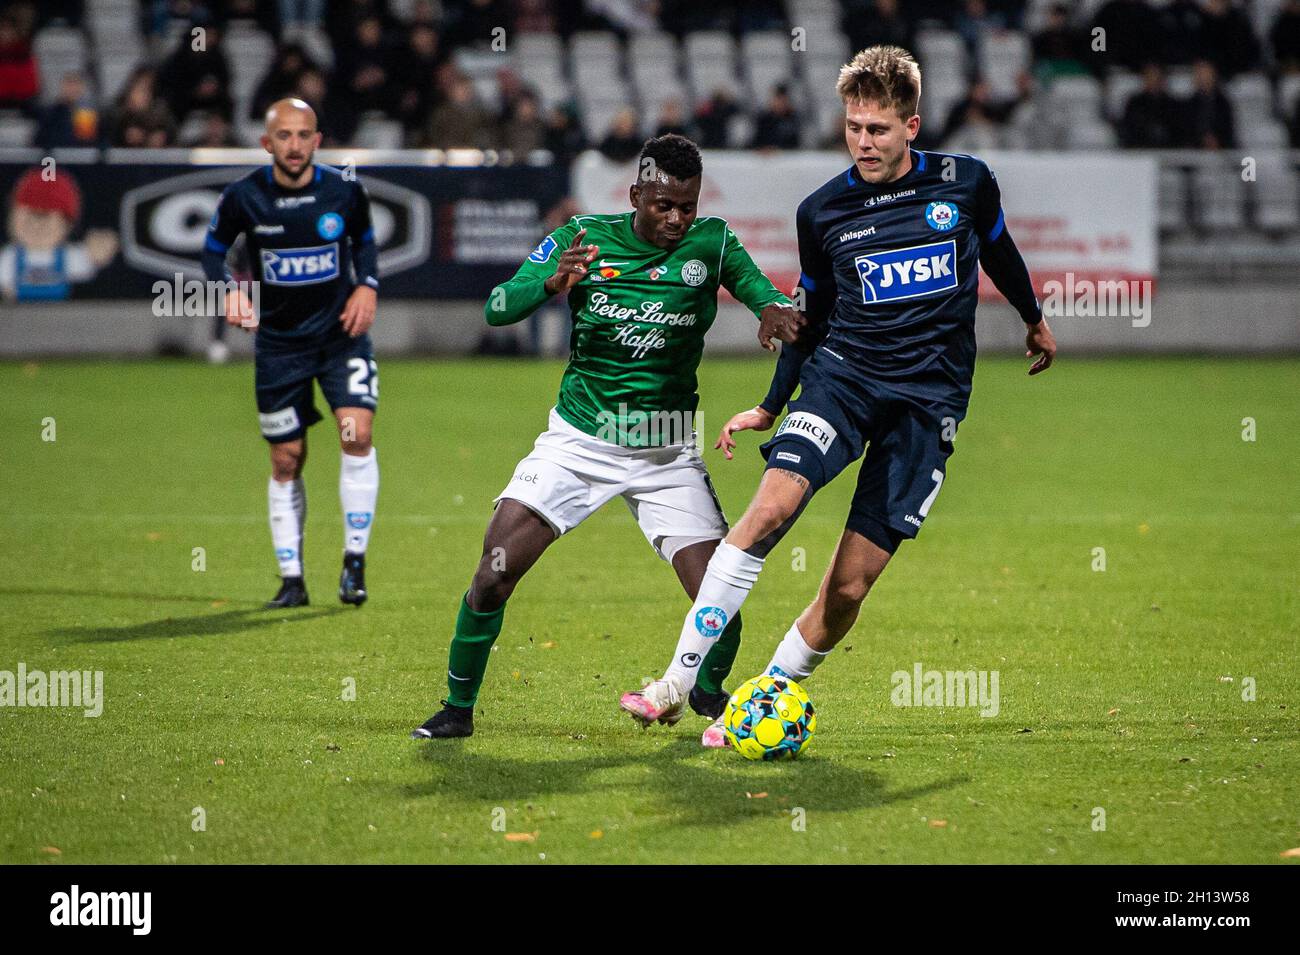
[254,331,377,444]
[759,347,958,552]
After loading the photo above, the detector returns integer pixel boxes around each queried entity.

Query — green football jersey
[486,212,790,447]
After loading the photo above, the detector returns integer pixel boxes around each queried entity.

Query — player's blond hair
[836,46,922,119]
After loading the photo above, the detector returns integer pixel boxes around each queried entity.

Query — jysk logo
[695,606,728,638]
[528,235,557,263]
[261,243,339,285]
[346,512,371,529]
[924,201,958,231]
[775,411,837,454]
[317,212,344,240]
[855,239,957,304]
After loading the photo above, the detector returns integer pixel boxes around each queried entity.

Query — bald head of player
[262,98,322,187]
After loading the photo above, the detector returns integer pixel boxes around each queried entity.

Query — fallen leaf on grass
[589,830,603,839]
[213,758,225,766]
[1107,708,1119,716]
[505,831,538,843]
[40,846,61,855]
[540,640,558,650]
[210,600,228,608]
[745,792,768,799]
[1279,847,1300,858]
[928,819,948,828]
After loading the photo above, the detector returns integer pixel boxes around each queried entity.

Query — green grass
[1,355,1297,864]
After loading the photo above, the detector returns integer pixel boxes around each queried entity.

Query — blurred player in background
[624,47,1058,742]
[411,135,803,741]
[201,98,381,609]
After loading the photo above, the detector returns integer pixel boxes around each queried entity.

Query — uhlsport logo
[924,201,959,231]
[346,512,372,529]
[695,606,728,638]
[261,243,340,285]
[681,259,707,286]
[317,211,344,240]
[855,239,957,304]
[775,411,837,454]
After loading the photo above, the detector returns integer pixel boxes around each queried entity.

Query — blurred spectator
[1197,0,1258,79]
[158,17,233,123]
[937,76,1025,150]
[752,84,800,149]
[419,69,495,148]
[1155,0,1205,66]
[35,72,99,148]
[955,0,1006,58]
[184,111,239,147]
[1119,63,1184,147]
[542,103,586,163]
[1272,0,1300,73]
[325,0,397,51]
[845,0,913,59]
[1091,0,1161,72]
[498,89,544,154]
[109,67,177,147]
[292,65,327,113]
[694,87,739,148]
[444,0,507,49]
[0,13,38,112]
[250,42,316,121]
[278,0,325,29]
[653,98,695,139]
[1032,3,1089,81]
[597,107,643,161]
[513,0,557,33]
[1185,59,1235,149]
[393,22,447,132]
[736,0,785,33]
[332,15,395,117]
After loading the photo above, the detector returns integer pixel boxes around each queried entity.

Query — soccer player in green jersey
[412,135,802,743]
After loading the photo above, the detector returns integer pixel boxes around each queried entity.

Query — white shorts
[495,408,729,562]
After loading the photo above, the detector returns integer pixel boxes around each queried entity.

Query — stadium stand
[0,0,1296,256]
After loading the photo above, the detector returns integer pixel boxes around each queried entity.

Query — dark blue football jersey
[202,164,379,341]
[765,148,1039,421]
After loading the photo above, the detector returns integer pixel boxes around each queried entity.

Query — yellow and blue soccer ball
[723,674,816,760]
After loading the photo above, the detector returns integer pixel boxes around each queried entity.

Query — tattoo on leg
[745,471,815,559]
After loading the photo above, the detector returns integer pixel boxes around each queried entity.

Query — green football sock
[446,592,505,708]
[696,611,742,696]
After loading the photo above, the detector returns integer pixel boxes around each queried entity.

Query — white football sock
[340,447,378,555]
[268,477,306,578]
[663,542,764,689]
[765,621,831,681]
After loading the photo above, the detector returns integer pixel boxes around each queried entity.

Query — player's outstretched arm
[484,225,593,327]
[715,406,776,460]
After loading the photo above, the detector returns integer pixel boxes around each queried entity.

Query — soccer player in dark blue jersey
[201,98,381,609]
[622,46,1058,740]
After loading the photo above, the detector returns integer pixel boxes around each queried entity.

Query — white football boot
[701,714,728,748]
[619,676,687,727]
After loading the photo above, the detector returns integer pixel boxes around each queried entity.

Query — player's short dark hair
[638,134,702,183]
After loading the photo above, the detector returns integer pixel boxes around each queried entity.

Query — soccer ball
[723,675,816,760]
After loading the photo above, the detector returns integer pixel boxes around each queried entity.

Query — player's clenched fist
[340,285,377,337]
[225,289,257,330]
[715,405,776,460]
[757,303,805,352]
[543,228,599,296]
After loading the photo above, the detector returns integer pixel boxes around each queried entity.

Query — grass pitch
[1,354,1297,864]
